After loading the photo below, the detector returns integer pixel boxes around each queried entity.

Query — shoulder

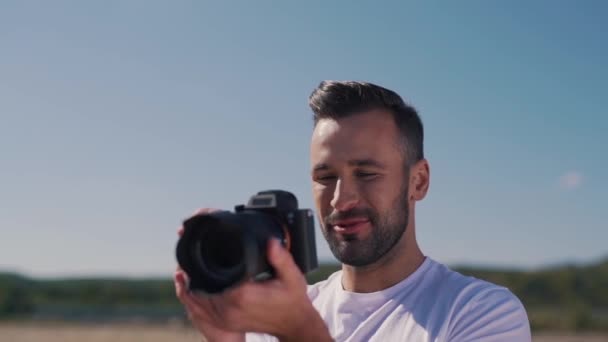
[424,259,520,303]
[427,260,531,341]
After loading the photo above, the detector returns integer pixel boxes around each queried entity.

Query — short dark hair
[308,80,424,166]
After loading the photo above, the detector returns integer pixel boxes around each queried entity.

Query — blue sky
[1,1,606,277]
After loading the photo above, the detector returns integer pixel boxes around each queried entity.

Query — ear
[409,159,430,201]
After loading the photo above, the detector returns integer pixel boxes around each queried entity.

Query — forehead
[310,110,402,166]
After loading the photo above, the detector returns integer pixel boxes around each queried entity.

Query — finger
[174,271,189,302]
[217,280,258,308]
[192,208,222,216]
[183,292,224,329]
[266,238,304,287]
[175,274,228,329]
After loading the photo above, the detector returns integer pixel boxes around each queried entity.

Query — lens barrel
[176,210,285,293]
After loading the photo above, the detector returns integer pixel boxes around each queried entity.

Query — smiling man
[309,105,423,294]
[175,80,532,342]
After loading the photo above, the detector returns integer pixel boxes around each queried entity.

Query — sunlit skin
[310,109,431,293]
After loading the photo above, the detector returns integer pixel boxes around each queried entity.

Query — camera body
[176,190,318,294]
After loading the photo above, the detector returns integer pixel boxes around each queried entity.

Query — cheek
[359,180,395,211]
[313,185,334,213]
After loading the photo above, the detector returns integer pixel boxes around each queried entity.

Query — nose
[330,178,359,212]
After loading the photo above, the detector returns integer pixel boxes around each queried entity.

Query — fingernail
[270,238,281,248]
[270,238,285,255]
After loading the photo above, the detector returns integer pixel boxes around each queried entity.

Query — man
[174,81,532,341]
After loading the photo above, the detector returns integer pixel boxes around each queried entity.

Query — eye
[314,174,337,183]
[356,172,378,179]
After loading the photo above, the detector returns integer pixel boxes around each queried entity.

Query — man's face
[310,110,410,267]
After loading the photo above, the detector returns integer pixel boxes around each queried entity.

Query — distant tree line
[1,256,607,331]
[452,257,608,331]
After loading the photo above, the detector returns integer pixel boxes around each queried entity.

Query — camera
[175,190,318,294]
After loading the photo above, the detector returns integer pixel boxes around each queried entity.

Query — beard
[320,182,410,267]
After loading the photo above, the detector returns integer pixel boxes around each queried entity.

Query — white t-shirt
[246,257,531,341]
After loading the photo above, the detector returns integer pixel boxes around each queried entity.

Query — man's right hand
[174,208,245,342]
[174,207,332,342]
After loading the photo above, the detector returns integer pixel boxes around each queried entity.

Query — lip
[332,218,370,235]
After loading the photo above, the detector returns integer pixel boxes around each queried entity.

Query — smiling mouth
[332,218,370,235]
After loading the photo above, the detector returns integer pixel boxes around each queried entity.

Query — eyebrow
[313,158,386,172]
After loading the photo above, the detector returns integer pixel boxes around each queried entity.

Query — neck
[340,224,425,293]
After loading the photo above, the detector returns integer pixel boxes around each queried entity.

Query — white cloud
[558,171,583,190]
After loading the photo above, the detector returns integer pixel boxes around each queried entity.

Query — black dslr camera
[175,190,318,294]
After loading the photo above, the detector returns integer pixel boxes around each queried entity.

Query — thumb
[267,238,303,286]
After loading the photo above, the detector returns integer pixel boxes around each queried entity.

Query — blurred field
[0,322,200,342]
[533,333,608,342]
[1,322,607,342]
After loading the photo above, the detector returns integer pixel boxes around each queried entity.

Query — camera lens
[176,210,285,293]
[196,227,244,278]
